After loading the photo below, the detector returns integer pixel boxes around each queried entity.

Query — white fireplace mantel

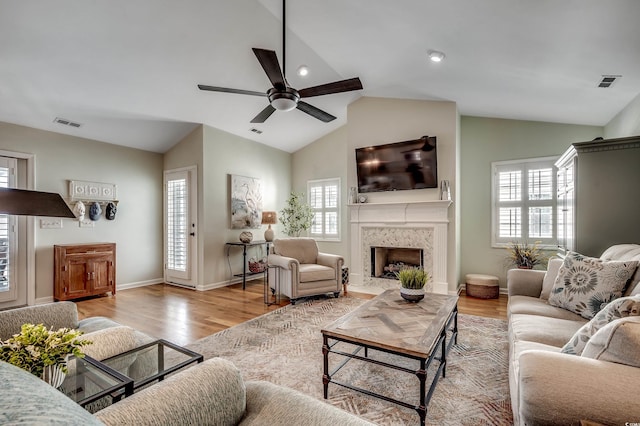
[348,200,452,295]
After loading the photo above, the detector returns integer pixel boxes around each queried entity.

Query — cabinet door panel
[67,259,91,297]
[90,255,113,293]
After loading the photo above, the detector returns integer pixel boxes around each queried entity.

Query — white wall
[0,121,164,301]
[292,125,349,258]
[165,125,292,290]
[459,116,602,289]
[605,92,640,138]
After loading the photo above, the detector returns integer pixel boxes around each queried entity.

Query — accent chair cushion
[581,317,640,368]
[561,295,640,355]
[273,238,319,264]
[548,251,638,319]
[298,264,335,282]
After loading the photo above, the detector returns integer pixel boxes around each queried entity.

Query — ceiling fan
[197,0,363,124]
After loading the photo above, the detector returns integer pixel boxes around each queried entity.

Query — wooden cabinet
[54,243,116,301]
[555,135,640,256]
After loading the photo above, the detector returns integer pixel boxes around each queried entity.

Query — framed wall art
[230,174,262,229]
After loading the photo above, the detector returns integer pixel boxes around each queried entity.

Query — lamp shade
[261,211,277,225]
[0,188,75,218]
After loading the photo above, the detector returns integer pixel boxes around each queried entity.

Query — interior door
[164,167,197,287]
[0,156,25,308]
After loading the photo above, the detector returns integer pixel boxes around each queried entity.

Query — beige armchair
[267,238,344,304]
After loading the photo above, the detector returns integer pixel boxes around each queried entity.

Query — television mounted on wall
[355,136,437,193]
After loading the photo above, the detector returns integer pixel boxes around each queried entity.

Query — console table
[225,241,268,290]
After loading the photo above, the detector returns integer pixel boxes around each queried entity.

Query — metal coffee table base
[322,307,458,426]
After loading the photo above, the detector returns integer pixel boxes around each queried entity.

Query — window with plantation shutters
[167,177,187,272]
[0,157,16,297]
[491,157,557,247]
[308,178,340,241]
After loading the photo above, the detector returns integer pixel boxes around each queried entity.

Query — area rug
[186,296,513,426]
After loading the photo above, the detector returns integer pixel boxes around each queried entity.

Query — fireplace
[370,246,423,279]
[349,200,452,294]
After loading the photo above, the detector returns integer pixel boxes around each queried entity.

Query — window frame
[307,177,341,242]
[491,156,558,248]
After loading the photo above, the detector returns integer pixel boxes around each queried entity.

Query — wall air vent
[598,75,621,88]
[249,128,263,134]
[53,117,82,128]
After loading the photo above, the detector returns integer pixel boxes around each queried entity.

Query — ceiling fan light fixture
[428,50,445,63]
[297,65,309,76]
[268,88,300,111]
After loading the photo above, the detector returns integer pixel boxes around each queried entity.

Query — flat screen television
[355,136,437,193]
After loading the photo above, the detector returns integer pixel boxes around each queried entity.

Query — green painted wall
[459,116,602,289]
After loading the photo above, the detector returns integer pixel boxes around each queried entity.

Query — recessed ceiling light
[297,65,309,76]
[427,50,445,63]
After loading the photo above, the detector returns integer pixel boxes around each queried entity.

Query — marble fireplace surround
[349,200,452,295]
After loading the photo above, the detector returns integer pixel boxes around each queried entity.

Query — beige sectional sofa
[507,244,640,425]
[0,302,374,425]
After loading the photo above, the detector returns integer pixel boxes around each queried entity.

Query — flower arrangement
[506,241,544,269]
[279,192,314,237]
[0,323,91,379]
[395,267,429,289]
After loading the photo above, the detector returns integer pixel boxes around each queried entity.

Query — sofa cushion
[508,295,585,321]
[299,264,335,282]
[80,325,139,361]
[0,360,104,425]
[581,317,640,368]
[273,238,319,264]
[548,251,638,319]
[561,295,640,355]
[540,257,563,300]
[509,314,586,347]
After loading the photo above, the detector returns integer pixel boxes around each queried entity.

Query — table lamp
[261,211,277,242]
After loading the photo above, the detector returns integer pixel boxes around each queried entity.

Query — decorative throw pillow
[548,251,638,319]
[581,317,640,367]
[561,294,640,355]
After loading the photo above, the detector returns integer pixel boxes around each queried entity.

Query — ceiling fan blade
[298,77,363,98]
[250,104,277,123]
[198,85,266,97]
[296,101,336,123]
[252,48,286,90]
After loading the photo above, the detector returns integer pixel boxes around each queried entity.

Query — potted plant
[0,323,91,388]
[506,241,544,269]
[279,192,314,237]
[396,267,429,302]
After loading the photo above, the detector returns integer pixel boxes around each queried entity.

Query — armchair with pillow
[507,244,640,425]
[267,238,344,304]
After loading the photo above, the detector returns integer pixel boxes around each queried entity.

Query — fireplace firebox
[370,246,423,280]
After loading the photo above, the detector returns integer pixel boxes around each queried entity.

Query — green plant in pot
[0,323,91,388]
[396,267,429,302]
[279,191,314,237]
[506,241,545,269]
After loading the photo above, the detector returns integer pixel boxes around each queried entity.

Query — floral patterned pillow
[548,251,639,320]
[561,295,640,355]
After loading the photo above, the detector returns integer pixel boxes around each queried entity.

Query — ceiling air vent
[598,75,621,88]
[249,128,263,134]
[54,117,82,128]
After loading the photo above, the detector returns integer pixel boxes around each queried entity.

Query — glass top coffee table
[60,355,134,408]
[321,289,458,426]
[101,339,204,393]
[61,339,203,409]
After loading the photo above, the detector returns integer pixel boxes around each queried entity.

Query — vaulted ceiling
[1,0,639,153]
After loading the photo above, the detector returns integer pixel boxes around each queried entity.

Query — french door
[0,156,25,308]
[163,167,197,288]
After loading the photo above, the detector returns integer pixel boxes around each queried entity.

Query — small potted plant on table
[0,323,91,388]
[396,267,429,302]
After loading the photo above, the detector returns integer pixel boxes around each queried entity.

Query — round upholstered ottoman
[465,274,499,299]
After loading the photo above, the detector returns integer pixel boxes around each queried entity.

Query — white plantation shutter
[308,178,340,241]
[167,177,187,272]
[0,157,16,297]
[492,157,557,246]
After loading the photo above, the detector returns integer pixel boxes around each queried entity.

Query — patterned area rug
[186,296,513,426]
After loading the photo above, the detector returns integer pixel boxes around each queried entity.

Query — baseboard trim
[118,278,164,291]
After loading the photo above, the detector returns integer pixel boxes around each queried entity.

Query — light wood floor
[76,282,507,347]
